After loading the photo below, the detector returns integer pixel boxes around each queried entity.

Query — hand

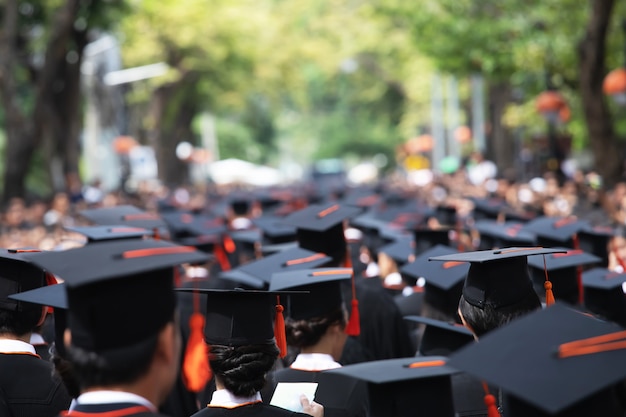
[300,394,323,417]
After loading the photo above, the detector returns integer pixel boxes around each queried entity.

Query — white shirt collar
[210,389,261,407]
[0,339,37,355]
[30,333,46,345]
[76,391,157,411]
[290,353,342,371]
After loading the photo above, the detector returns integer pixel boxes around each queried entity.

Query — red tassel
[345,299,360,336]
[182,312,211,393]
[343,245,352,268]
[223,235,236,254]
[274,297,287,358]
[214,245,231,271]
[484,393,501,417]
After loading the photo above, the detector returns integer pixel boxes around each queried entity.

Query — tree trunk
[487,81,515,177]
[147,72,200,187]
[578,0,622,187]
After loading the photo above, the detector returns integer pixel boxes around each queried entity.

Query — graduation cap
[577,225,615,268]
[220,247,332,289]
[582,267,626,326]
[447,302,626,416]
[522,216,590,249]
[527,249,602,305]
[9,283,69,357]
[412,227,452,255]
[430,247,565,310]
[269,268,352,320]
[471,197,506,221]
[280,203,361,265]
[64,225,152,243]
[253,216,297,245]
[378,236,415,266]
[79,205,168,233]
[325,356,458,417]
[161,211,225,240]
[0,249,50,313]
[228,191,253,216]
[341,189,381,208]
[474,220,536,250]
[401,245,468,316]
[404,315,474,356]
[24,239,209,353]
[434,204,457,227]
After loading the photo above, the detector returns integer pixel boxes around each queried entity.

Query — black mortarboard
[253,216,297,245]
[522,216,590,248]
[176,288,289,346]
[79,205,168,231]
[474,220,536,250]
[223,247,332,289]
[430,247,564,309]
[412,228,452,255]
[404,315,474,356]
[471,197,506,221]
[280,203,361,264]
[64,225,152,243]
[577,225,615,267]
[260,241,299,256]
[582,267,626,325]
[229,191,253,216]
[341,189,381,208]
[25,239,209,352]
[325,356,458,417]
[161,211,225,240]
[447,302,626,416]
[378,236,415,266]
[527,249,601,305]
[269,268,352,320]
[434,204,457,227]
[0,249,49,313]
[401,245,467,315]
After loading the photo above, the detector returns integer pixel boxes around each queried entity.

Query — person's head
[270,268,356,359]
[24,239,207,403]
[429,247,562,339]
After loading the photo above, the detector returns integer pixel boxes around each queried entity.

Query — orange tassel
[345,299,360,336]
[544,280,555,306]
[274,297,287,358]
[484,393,501,417]
[223,235,236,254]
[343,245,352,268]
[182,312,211,393]
[214,245,231,271]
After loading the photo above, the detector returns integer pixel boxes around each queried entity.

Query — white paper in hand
[270,382,318,412]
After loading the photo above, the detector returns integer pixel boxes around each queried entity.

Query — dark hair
[66,333,159,389]
[209,343,279,397]
[285,307,346,349]
[0,306,43,336]
[458,291,541,338]
[50,343,81,398]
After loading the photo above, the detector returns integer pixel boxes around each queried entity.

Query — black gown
[192,402,307,417]
[263,368,368,417]
[63,402,170,416]
[0,352,72,417]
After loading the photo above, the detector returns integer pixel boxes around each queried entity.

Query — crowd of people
[1,162,626,417]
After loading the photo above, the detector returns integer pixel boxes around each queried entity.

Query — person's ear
[36,306,47,327]
[63,328,72,347]
[155,321,178,365]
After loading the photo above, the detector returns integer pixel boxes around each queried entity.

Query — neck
[300,331,341,361]
[0,333,31,343]
[84,377,161,408]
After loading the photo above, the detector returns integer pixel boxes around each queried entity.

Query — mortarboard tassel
[182,287,211,393]
[542,255,555,306]
[572,234,584,305]
[344,271,360,336]
[274,296,287,358]
[223,235,236,254]
[482,382,502,417]
[214,244,231,271]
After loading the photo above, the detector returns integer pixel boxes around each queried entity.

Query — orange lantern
[416,134,434,152]
[535,91,566,114]
[113,136,138,155]
[603,67,626,95]
[454,126,472,144]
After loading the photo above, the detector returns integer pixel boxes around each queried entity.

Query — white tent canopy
[207,158,284,186]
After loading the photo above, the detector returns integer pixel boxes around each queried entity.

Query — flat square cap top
[238,247,331,285]
[447,302,626,414]
[280,203,361,232]
[429,247,565,264]
[401,245,467,291]
[9,282,67,309]
[64,225,152,242]
[80,205,167,230]
[0,248,49,312]
[521,216,591,242]
[582,267,626,290]
[527,249,602,271]
[24,239,209,288]
[325,356,457,385]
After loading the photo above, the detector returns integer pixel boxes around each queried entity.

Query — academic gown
[63,392,168,417]
[193,389,307,417]
[0,340,72,417]
[263,355,368,417]
[340,277,414,364]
